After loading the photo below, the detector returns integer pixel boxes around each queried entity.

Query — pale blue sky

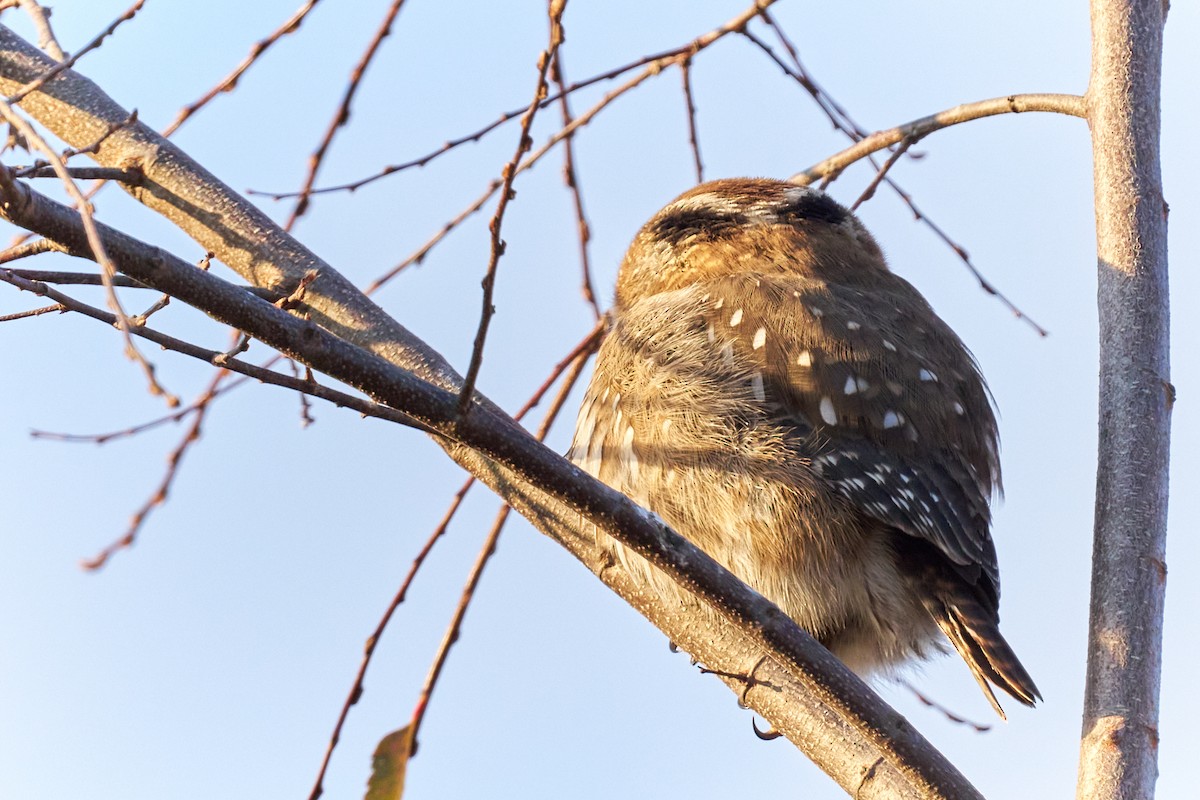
[1,2,1196,798]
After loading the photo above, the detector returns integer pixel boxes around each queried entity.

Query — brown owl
[569,177,1039,717]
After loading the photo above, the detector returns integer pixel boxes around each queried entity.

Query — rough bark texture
[0,24,981,799]
[1078,1,1172,799]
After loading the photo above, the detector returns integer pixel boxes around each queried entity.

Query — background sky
[0,2,1196,798]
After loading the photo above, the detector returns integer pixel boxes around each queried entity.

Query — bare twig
[286,358,316,427]
[162,0,326,137]
[410,329,590,753]
[285,0,408,227]
[898,679,992,734]
[0,301,61,321]
[16,165,141,183]
[31,383,237,444]
[551,49,602,320]
[0,263,434,572]
[306,475,475,800]
[851,135,918,210]
[4,266,278,299]
[745,14,870,142]
[80,368,218,571]
[365,180,500,294]
[791,94,1087,185]
[739,14,1073,336]
[0,237,64,262]
[680,57,705,183]
[458,0,567,415]
[6,0,146,103]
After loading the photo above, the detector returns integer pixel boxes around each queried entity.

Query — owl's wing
[697,273,1003,596]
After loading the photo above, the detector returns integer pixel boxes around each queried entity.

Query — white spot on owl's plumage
[883,410,904,429]
[953,401,966,415]
[846,321,861,331]
[919,368,938,382]
[844,375,858,395]
[797,350,813,367]
[819,396,837,425]
[752,327,766,350]
[620,425,639,483]
[882,340,897,351]
[729,308,743,327]
[714,297,725,310]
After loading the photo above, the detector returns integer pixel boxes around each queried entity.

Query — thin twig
[0,301,61,321]
[4,266,279,299]
[510,318,603,421]
[364,180,500,294]
[891,180,1050,336]
[162,0,326,137]
[0,237,65,262]
[898,678,992,734]
[851,135,917,210]
[5,0,146,104]
[744,17,868,143]
[680,57,704,183]
[551,49,601,320]
[458,0,567,415]
[305,475,474,800]
[285,0,408,228]
[792,93,1087,185]
[80,367,221,570]
[15,165,141,183]
[286,358,316,427]
[30,379,243,444]
[409,329,591,753]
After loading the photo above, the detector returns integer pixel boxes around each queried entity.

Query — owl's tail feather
[927,583,1041,720]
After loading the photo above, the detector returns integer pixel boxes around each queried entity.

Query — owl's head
[615,178,887,308]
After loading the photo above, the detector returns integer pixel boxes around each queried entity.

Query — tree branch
[790,93,1087,185]
[1076,2,1171,798]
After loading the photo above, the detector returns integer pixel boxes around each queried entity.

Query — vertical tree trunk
[1078,1,1172,798]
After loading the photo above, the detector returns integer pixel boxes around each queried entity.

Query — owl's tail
[926,580,1041,720]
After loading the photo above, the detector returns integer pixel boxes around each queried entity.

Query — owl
[569,177,1039,717]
